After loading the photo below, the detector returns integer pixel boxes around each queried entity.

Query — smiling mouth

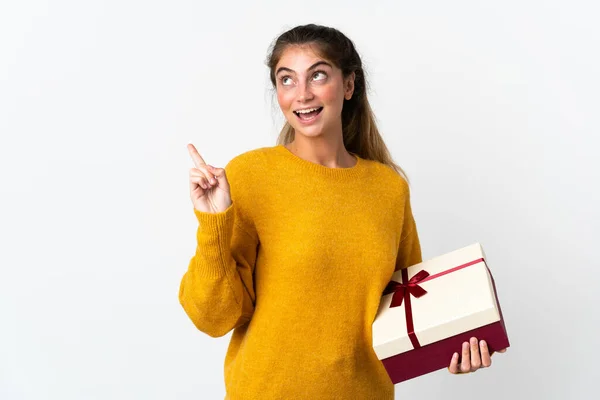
[293,107,323,120]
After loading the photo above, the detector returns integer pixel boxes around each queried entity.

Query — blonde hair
[266,24,410,184]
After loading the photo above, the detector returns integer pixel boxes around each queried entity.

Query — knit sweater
[179,144,422,400]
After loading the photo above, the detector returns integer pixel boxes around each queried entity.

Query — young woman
[180,24,505,399]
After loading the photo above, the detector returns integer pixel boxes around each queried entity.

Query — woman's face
[274,45,354,140]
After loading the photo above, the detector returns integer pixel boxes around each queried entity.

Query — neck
[285,135,356,168]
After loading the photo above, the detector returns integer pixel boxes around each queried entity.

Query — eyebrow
[275,61,332,76]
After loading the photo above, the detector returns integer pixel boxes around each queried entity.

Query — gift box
[372,242,510,384]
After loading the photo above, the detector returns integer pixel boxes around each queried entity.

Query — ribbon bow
[383,269,430,308]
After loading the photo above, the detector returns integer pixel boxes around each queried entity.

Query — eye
[280,76,293,86]
[313,71,327,81]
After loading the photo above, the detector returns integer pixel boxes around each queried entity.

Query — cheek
[320,86,345,109]
[276,90,293,111]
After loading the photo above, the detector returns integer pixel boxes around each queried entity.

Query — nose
[296,80,314,102]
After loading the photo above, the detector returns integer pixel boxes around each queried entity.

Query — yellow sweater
[179,144,422,400]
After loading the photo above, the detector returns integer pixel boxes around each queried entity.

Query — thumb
[207,165,226,179]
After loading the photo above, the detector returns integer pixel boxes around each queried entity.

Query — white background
[1,1,598,399]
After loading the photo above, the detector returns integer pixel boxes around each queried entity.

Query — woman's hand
[187,143,232,213]
[448,337,507,375]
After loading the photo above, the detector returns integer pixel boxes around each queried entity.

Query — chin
[289,120,328,138]
[293,126,324,138]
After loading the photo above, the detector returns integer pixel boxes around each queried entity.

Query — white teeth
[295,107,320,114]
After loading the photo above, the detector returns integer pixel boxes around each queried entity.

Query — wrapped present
[372,243,510,383]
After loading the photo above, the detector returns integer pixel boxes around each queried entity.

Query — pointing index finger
[187,143,206,168]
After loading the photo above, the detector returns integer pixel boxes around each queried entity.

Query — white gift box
[372,242,510,383]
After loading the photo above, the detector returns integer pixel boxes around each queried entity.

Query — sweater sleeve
[178,201,258,337]
[395,185,423,271]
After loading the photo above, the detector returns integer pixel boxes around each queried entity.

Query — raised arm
[178,144,259,337]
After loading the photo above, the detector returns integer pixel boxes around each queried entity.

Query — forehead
[275,44,333,71]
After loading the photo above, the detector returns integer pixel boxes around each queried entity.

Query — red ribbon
[383,269,430,308]
[382,257,485,349]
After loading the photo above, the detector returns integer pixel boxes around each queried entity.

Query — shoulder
[362,157,410,196]
[223,146,274,198]
[224,146,272,178]
[225,146,267,170]
[220,147,274,232]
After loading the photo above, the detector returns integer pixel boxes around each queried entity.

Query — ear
[344,72,355,100]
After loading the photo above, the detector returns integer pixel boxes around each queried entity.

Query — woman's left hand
[448,337,507,374]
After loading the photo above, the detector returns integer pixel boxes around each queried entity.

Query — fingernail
[481,340,487,347]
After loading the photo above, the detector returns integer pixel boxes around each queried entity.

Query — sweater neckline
[274,144,364,179]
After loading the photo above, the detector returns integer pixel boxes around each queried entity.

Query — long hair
[265,23,410,183]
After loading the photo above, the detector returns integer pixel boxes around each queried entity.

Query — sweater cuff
[192,203,235,278]
[193,203,235,235]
